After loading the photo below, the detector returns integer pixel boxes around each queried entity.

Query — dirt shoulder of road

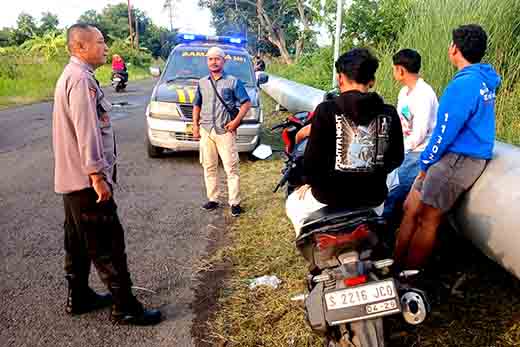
[191,215,233,347]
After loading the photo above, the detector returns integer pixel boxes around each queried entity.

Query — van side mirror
[150,67,161,78]
[257,72,269,86]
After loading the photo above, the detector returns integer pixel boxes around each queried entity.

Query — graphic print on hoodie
[334,113,392,172]
[303,91,404,207]
[420,63,501,171]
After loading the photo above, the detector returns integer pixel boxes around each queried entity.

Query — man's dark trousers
[63,188,135,309]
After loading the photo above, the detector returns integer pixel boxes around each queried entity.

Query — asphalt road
[0,79,225,347]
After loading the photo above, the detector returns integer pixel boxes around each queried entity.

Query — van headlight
[148,101,181,120]
[243,107,260,122]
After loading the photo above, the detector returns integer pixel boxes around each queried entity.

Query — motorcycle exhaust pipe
[400,290,429,325]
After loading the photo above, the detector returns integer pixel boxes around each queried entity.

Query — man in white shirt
[383,49,438,228]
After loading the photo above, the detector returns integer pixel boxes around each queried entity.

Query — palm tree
[20,31,66,61]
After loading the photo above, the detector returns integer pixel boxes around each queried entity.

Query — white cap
[207,46,225,58]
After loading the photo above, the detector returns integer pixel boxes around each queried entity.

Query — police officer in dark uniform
[52,23,161,325]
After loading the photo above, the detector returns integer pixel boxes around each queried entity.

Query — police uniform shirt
[52,56,117,194]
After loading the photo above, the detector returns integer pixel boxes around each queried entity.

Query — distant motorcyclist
[111,54,128,83]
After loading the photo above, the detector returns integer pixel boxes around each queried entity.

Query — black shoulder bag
[209,78,240,120]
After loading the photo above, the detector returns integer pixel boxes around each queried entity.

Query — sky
[1,0,215,35]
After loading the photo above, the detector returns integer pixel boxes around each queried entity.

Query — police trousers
[63,188,132,292]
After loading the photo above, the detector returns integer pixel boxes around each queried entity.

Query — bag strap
[209,77,233,113]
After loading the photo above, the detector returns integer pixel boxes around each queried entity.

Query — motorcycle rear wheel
[349,319,384,347]
[326,319,384,347]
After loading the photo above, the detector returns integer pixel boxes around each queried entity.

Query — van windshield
[163,49,254,85]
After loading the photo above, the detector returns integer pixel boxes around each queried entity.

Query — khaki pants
[200,128,240,206]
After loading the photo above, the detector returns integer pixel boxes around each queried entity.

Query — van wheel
[146,135,164,158]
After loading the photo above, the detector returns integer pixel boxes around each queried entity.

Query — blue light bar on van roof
[176,33,247,46]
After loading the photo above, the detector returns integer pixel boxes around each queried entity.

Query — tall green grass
[270,0,520,145]
[376,0,520,145]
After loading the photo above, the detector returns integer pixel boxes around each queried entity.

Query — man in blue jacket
[394,24,501,269]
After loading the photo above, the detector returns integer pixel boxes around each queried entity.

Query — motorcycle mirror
[251,144,273,160]
[256,72,269,86]
[150,67,161,78]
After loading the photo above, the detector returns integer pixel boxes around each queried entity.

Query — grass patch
[0,58,153,108]
[207,93,520,346]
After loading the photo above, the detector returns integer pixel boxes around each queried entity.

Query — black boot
[65,274,112,315]
[110,286,162,326]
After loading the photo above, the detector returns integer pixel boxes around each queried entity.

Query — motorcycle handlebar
[273,167,291,193]
[271,122,288,131]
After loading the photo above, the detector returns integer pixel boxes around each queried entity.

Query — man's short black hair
[392,49,421,73]
[66,23,94,52]
[335,48,379,85]
[452,24,488,63]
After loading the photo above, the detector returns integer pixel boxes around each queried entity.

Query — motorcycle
[270,113,431,346]
[111,72,127,92]
[271,110,311,195]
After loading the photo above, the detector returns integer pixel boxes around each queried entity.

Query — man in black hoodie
[286,48,404,234]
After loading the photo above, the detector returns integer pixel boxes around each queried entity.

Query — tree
[39,12,59,34]
[78,10,102,25]
[78,3,172,58]
[200,0,317,64]
[12,13,38,45]
[0,28,16,47]
[308,0,414,48]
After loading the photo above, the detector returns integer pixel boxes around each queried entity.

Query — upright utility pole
[168,3,174,32]
[135,12,139,48]
[127,0,134,47]
[164,0,174,32]
[332,0,343,87]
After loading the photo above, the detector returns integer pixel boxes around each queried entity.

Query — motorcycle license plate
[113,78,121,82]
[185,123,193,134]
[324,279,400,324]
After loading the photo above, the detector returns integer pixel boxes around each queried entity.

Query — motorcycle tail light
[315,224,370,250]
[344,275,367,287]
[282,129,292,153]
[288,115,304,125]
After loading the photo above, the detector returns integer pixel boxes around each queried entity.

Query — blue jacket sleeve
[234,79,251,104]
[419,79,477,171]
[193,82,202,107]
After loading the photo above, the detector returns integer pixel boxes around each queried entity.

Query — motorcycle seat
[298,205,383,240]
